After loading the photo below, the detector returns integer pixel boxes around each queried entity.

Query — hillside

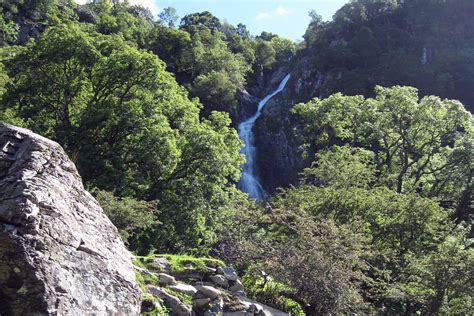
[0,0,473,315]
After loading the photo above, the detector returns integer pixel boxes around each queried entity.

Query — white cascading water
[238,74,291,200]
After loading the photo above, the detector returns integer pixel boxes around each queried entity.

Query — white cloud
[255,5,290,21]
[130,0,160,16]
[255,12,271,21]
[276,5,289,16]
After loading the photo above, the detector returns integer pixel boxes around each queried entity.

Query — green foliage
[149,21,252,116]
[148,26,191,72]
[254,40,276,69]
[241,275,304,316]
[94,190,159,251]
[300,0,474,112]
[164,288,193,305]
[180,11,221,32]
[0,60,8,99]
[293,86,473,210]
[92,2,154,47]
[159,7,179,28]
[228,204,370,315]
[401,226,474,315]
[192,71,238,115]
[245,182,470,314]
[0,16,17,44]
[270,36,296,64]
[302,145,376,188]
[2,23,244,254]
[137,253,224,275]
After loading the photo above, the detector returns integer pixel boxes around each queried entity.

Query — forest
[0,0,473,314]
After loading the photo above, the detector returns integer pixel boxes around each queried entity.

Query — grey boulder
[0,123,141,315]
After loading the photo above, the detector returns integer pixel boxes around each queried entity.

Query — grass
[159,254,224,273]
[133,258,168,315]
[163,288,194,306]
[135,253,225,274]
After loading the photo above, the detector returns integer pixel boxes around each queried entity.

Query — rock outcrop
[136,255,290,316]
[0,123,141,315]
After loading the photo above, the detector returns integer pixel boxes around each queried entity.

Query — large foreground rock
[0,123,141,315]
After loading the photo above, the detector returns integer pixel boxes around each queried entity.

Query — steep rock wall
[252,59,323,194]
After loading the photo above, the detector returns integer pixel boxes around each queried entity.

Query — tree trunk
[425,288,446,315]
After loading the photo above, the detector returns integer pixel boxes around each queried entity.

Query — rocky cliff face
[240,61,318,195]
[0,123,141,315]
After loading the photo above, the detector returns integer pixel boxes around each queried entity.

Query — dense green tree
[348,26,380,68]
[192,71,238,115]
[94,189,159,251]
[0,16,17,44]
[302,145,376,189]
[90,2,154,47]
[222,201,369,315]
[267,182,467,314]
[254,40,276,69]
[180,11,221,32]
[297,0,474,112]
[0,61,7,99]
[149,26,192,72]
[1,23,244,253]
[257,31,278,41]
[159,7,179,28]
[404,226,474,315]
[226,35,255,65]
[293,86,473,210]
[236,23,250,39]
[270,36,296,64]
[303,10,325,48]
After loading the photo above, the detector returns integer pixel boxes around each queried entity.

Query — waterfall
[238,74,291,200]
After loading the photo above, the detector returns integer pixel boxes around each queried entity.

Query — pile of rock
[137,256,288,316]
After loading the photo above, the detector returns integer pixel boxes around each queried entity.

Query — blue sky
[76,0,348,40]
[157,0,348,40]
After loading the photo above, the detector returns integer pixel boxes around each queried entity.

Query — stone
[223,267,239,281]
[204,266,217,273]
[184,262,197,269]
[209,274,229,288]
[237,88,260,121]
[148,285,192,316]
[195,285,221,300]
[159,273,176,285]
[153,256,170,271]
[248,303,264,314]
[141,299,158,313]
[229,280,245,292]
[234,290,247,297]
[193,298,211,308]
[168,283,197,296]
[194,281,215,287]
[222,292,248,312]
[0,123,141,315]
[209,297,224,313]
